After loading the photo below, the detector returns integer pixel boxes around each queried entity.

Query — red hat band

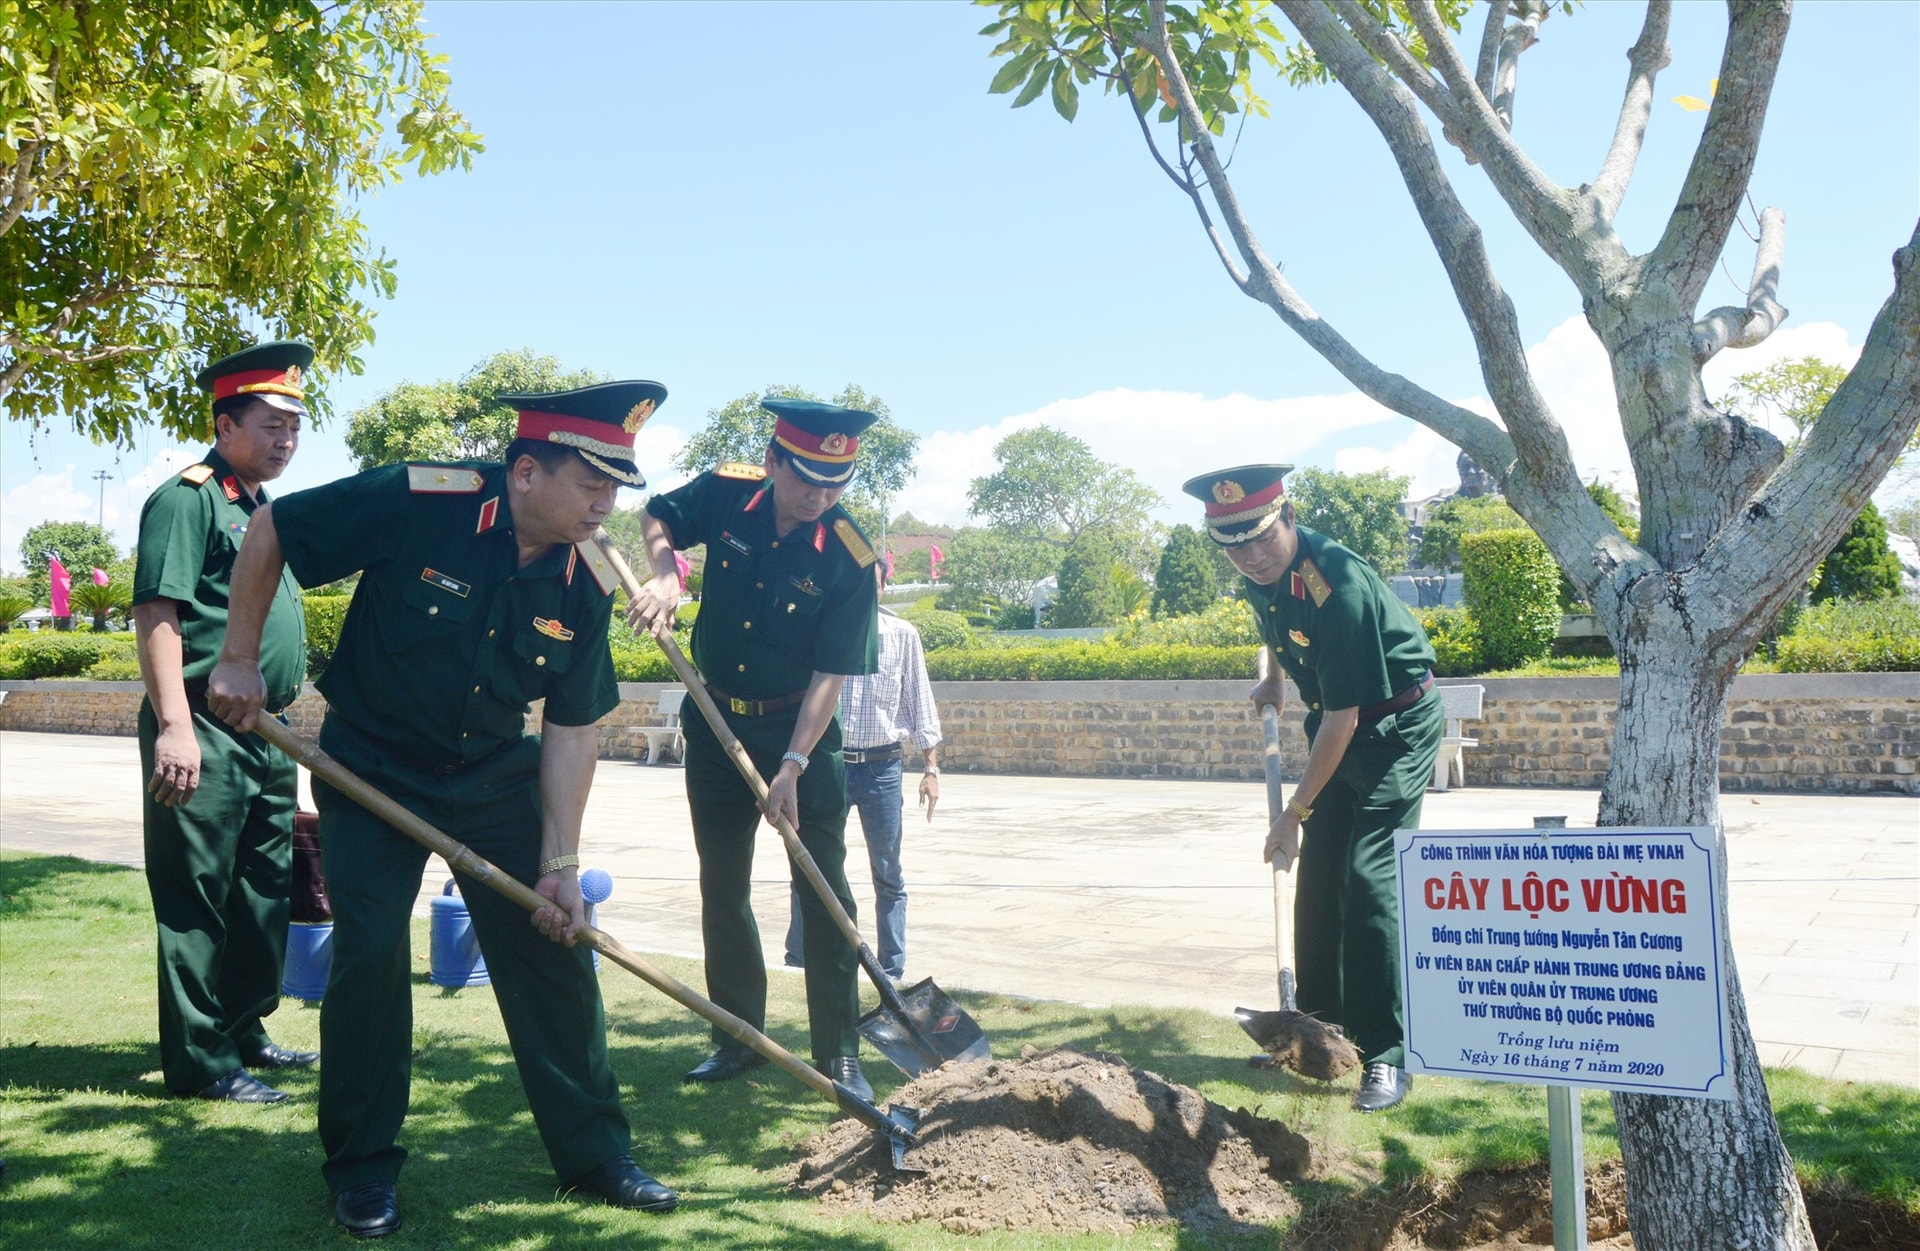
[213,366,305,401]
[773,418,859,465]
[1203,477,1286,524]
[516,410,638,461]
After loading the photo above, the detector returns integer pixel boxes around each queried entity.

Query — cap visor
[786,455,855,487]
[258,393,306,414]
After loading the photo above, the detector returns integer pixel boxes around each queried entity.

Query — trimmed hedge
[1775,599,1920,673]
[1461,529,1560,671]
[0,633,138,679]
[897,606,973,651]
[1415,606,1483,677]
[927,642,1257,681]
[303,595,353,679]
[1111,598,1258,648]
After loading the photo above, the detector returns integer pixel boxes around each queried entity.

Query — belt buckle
[729,696,752,716]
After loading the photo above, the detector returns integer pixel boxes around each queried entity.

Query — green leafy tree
[1721,356,1855,439]
[888,511,955,537]
[670,383,919,537]
[966,426,1161,551]
[1418,494,1522,569]
[1810,502,1903,603]
[1885,498,1920,551]
[344,350,608,469]
[1287,466,1411,574]
[937,527,1058,615]
[0,0,482,444]
[1048,531,1128,628]
[894,546,932,582]
[1151,523,1219,617]
[19,519,117,603]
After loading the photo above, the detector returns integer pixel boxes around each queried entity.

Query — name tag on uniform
[720,531,752,556]
[420,568,471,597]
[788,575,821,597]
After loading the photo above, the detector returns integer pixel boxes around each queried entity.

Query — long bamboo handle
[250,716,848,1110]
[594,532,912,1016]
[1256,647,1298,1012]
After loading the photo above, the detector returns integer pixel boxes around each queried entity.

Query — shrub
[0,633,135,679]
[1810,501,1904,604]
[1774,599,1920,673]
[897,606,973,651]
[1415,606,1482,677]
[84,655,145,681]
[303,595,354,679]
[927,642,1256,681]
[991,602,1035,631]
[1112,598,1259,648]
[1461,529,1560,670]
[0,590,35,630]
[609,642,677,683]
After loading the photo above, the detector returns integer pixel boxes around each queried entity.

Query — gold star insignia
[623,398,656,434]
[820,432,850,455]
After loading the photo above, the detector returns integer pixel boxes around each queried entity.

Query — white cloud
[1,446,213,574]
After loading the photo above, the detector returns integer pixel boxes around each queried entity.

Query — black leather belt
[706,684,806,717]
[843,743,902,765]
[1357,672,1434,726]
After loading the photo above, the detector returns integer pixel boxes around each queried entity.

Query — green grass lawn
[3,851,1913,1248]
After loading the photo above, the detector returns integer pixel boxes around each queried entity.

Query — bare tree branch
[1489,0,1548,129]
[0,275,140,399]
[0,139,55,239]
[1648,0,1791,313]
[1136,0,1509,463]
[1691,206,1786,363]
[0,340,156,366]
[1343,17,1460,140]
[1589,0,1673,222]
[0,354,31,399]
[1474,0,1508,98]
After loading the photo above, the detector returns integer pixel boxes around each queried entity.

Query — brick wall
[3,673,1914,794]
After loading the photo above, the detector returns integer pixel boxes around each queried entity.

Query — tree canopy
[966,426,1161,550]
[344,350,609,470]
[1810,501,1903,603]
[0,1,481,445]
[1286,466,1411,575]
[936,526,1059,615]
[19,518,117,603]
[1151,523,1220,617]
[671,383,919,537]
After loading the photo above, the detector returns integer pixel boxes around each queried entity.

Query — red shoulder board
[1299,559,1332,607]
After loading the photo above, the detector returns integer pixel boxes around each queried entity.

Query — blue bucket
[283,920,333,1002]
[429,880,490,988]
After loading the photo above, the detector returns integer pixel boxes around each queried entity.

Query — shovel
[249,716,924,1173]
[1235,647,1360,1082]
[595,531,990,1079]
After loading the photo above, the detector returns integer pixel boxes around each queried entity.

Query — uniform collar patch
[743,489,767,513]
[221,475,243,503]
[813,522,826,553]
[476,496,501,534]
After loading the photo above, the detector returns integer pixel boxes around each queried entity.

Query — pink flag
[884,548,896,582]
[48,555,71,617]
[928,543,944,583]
[92,567,110,586]
[673,550,690,589]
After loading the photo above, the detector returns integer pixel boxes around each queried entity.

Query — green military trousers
[140,702,296,1093]
[1294,687,1444,1068]
[682,707,862,1061]
[309,719,630,1194]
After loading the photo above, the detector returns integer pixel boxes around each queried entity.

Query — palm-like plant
[69,580,131,632]
[0,590,33,632]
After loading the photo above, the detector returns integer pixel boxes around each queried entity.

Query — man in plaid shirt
[784,566,942,980]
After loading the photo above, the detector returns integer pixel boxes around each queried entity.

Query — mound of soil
[1285,1160,1634,1249]
[792,1044,1311,1236]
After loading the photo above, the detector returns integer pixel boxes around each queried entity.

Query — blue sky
[5,0,1916,568]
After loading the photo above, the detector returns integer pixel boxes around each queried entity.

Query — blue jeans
[786,758,906,978]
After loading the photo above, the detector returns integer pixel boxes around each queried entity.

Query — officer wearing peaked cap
[626,396,882,1104]
[1183,464,1442,1114]
[207,381,678,1237]
[133,341,314,1106]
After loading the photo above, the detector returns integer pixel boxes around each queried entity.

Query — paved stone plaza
[3,729,1913,1087]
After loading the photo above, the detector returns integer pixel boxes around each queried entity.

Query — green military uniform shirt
[1244,525,1434,725]
[132,447,306,711]
[647,468,879,691]
[272,462,620,766]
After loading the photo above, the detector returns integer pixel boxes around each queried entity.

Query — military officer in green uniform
[132,341,315,1104]
[207,383,678,1238]
[626,398,881,1103]
[1184,464,1441,1113]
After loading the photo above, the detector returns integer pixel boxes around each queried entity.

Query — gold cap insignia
[820,432,850,456]
[1213,480,1245,505]
[283,364,303,388]
[623,397,656,434]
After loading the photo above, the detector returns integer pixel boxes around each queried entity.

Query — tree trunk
[1600,638,1816,1250]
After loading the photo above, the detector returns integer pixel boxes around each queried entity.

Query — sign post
[1396,823,1732,1250]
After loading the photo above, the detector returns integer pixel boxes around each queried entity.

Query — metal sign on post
[1394,823,1733,1250]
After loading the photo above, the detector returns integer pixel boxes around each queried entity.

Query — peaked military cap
[763,398,879,487]
[196,341,313,415]
[1181,463,1294,546]
[498,380,667,487]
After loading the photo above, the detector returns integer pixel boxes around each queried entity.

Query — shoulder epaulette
[179,464,215,486]
[833,518,878,569]
[1300,558,1332,608]
[408,465,486,494]
[572,539,619,596]
[714,462,767,482]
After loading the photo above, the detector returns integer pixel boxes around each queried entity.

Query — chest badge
[1289,629,1311,648]
[533,617,574,642]
[420,568,471,598]
[788,575,821,597]
[720,530,752,556]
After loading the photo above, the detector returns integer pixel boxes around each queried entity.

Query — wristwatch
[923,765,940,776]
[781,750,810,774]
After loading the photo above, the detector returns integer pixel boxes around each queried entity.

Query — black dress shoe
[242,1041,319,1070]
[817,1055,873,1104]
[561,1155,678,1213]
[1351,1062,1413,1112]
[195,1068,289,1104]
[334,1180,402,1238]
[683,1044,768,1084]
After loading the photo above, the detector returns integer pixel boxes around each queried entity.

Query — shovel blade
[856,977,991,1076]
